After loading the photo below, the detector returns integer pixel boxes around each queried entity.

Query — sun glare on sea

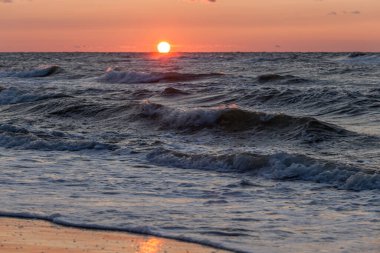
[157,41,171,54]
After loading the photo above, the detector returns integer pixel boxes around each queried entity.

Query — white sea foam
[139,101,267,129]
[140,100,222,128]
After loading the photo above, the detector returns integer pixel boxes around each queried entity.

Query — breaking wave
[147,148,380,191]
[138,101,351,141]
[99,69,223,84]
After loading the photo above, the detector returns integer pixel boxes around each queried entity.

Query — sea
[0,52,379,253]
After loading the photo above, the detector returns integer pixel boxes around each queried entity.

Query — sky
[0,0,379,52]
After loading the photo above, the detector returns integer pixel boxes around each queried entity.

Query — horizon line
[0,51,379,53]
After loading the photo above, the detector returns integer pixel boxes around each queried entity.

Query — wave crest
[0,87,69,105]
[161,87,189,96]
[0,124,117,151]
[348,52,368,58]
[99,69,223,84]
[339,53,380,64]
[239,87,380,116]
[138,101,350,141]
[0,65,61,78]
[147,148,380,191]
[257,74,308,84]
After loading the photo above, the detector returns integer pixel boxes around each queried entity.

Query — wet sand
[0,218,230,253]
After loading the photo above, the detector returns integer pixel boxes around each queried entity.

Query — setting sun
[157,41,171,54]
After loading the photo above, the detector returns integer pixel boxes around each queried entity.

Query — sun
[157,41,171,54]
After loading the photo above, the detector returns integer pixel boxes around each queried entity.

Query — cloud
[0,0,33,4]
[342,10,361,15]
[328,10,361,16]
[351,10,361,15]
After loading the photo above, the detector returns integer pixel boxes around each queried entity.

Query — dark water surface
[0,53,379,252]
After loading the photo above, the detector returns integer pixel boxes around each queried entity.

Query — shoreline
[0,217,230,253]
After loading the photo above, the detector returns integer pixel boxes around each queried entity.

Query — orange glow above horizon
[0,0,380,52]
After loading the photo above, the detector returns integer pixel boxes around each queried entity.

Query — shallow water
[0,52,379,252]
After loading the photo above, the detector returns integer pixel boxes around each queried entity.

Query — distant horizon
[1,50,380,53]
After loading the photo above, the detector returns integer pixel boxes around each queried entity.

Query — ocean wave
[139,101,221,128]
[48,103,110,118]
[147,148,380,191]
[1,94,134,121]
[138,101,350,141]
[242,87,380,116]
[46,102,134,120]
[99,69,223,84]
[0,87,69,105]
[161,87,190,96]
[348,52,368,58]
[257,74,308,84]
[339,53,380,64]
[0,65,62,78]
[0,124,116,151]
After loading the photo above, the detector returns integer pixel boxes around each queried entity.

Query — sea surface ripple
[0,53,379,253]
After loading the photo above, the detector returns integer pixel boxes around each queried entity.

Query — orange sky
[0,0,379,52]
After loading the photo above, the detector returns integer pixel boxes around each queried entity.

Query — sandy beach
[0,218,230,253]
